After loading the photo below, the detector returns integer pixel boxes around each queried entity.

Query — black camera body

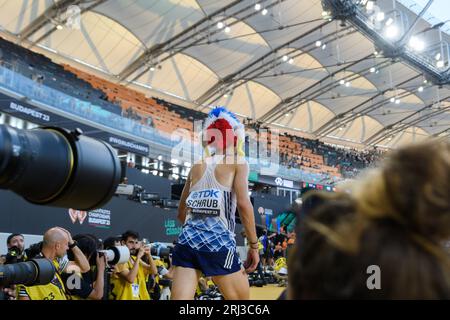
[4,246,25,265]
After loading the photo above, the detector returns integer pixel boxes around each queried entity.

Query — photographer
[0,234,27,300]
[17,227,90,300]
[62,234,107,300]
[2,234,27,264]
[109,230,157,300]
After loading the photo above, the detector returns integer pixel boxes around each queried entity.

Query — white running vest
[178,156,237,252]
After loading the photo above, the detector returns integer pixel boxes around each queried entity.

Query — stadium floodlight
[370,67,376,73]
[408,36,425,52]
[390,97,395,103]
[339,79,345,85]
[288,58,294,64]
[255,3,261,11]
[321,43,327,50]
[435,52,441,60]
[56,24,64,30]
[436,60,445,68]
[376,12,385,22]
[395,99,401,104]
[418,86,424,92]
[385,25,399,39]
[150,66,155,71]
[366,1,374,11]
[385,18,394,26]
[224,26,231,33]
[315,40,322,47]
[345,81,351,87]
[262,8,268,15]
[217,21,224,29]
[359,0,369,6]
[282,55,288,62]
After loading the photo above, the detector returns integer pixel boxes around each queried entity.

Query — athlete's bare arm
[233,161,259,273]
[177,170,192,224]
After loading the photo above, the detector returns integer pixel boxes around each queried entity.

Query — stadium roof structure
[0,0,449,148]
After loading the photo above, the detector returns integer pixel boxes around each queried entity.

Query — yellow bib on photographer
[21,259,67,300]
[110,256,149,300]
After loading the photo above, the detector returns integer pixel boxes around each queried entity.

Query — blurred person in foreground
[287,140,450,299]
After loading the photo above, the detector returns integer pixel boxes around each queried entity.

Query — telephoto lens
[0,258,55,286]
[150,245,173,259]
[0,124,121,210]
[98,246,130,265]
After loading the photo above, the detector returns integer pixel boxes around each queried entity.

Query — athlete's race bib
[131,284,140,298]
[186,189,222,216]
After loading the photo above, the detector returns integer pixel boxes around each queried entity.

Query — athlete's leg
[171,266,201,300]
[212,268,250,300]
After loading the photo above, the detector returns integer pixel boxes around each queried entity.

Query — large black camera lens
[0,258,55,286]
[0,124,121,210]
[151,246,173,259]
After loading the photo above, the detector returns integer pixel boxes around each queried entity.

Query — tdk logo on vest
[187,188,222,216]
[192,190,220,199]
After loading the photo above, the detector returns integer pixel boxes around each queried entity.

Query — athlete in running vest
[171,107,259,300]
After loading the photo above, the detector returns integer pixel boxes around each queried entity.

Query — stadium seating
[0,37,121,116]
[62,64,194,136]
[0,36,381,179]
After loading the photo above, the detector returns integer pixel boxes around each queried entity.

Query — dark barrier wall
[0,190,180,242]
[252,193,292,229]
[0,190,245,245]
[125,168,172,199]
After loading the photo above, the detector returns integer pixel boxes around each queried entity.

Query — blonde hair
[291,140,450,299]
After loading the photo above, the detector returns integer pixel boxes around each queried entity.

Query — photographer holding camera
[0,234,27,300]
[109,230,157,300]
[62,234,107,300]
[2,234,27,264]
[17,227,90,300]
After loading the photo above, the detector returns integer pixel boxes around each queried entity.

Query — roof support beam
[194,20,332,106]
[397,0,434,46]
[18,0,83,41]
[197,26,355,110]
[122,0,288,84]
[258,53,373,123]
[314,73,421,136]
[25,0,108,49]
[117,0,245,81]
[433,126,450,137]
[270,59,395,125]
[366,96,450,145]
[322,0,450,84]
